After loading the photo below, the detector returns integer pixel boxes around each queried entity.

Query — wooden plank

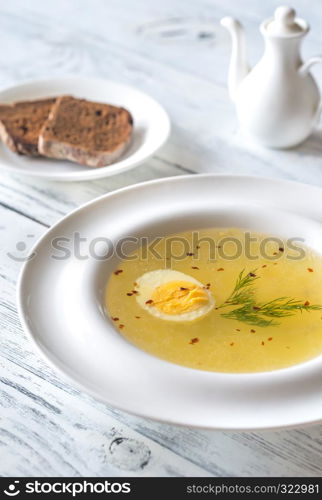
[1,357,210,477]
[0,158,184,226]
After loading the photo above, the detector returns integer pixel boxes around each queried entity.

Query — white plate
[17,174,322,430]
[0,76,170,181]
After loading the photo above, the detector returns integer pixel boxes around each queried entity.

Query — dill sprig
[219,268,259,306]
[218,269,322,328]
[221,304,275,327]
[257,297,322,318]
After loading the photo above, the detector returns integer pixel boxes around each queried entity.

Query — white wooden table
[1,0,322,477]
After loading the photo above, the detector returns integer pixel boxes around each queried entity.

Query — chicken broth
[105,228,322,373]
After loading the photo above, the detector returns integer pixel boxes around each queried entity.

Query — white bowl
[0,76,170,181]
[17,174,322,429]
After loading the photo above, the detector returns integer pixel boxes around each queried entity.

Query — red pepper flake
[236,328,240,332]
[132,290,139,294]
[304,300,310,306]
[186,252,194,256]
[279,247,284,252]
[191,266,199,270]
[248,272,256,277]
[119,324,125,329]
[145,299,154,305]
[253,306,261,310]
[180,287,188,290]
[114,269,123,275]
[261,341,265,346]
[250,329,256,333]
[111,317,119,321]
[206,283,211,287]
[268,337,273,341]
[127,292,133,296]
[217,267,224,271]
[135,316,141,319]
[230,342,235,346]
[308,268,314,272]
[196,245,200,249]
[189,337,199,345]
[262,264,267,268]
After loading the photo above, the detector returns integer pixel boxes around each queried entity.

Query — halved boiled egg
[134,269,215,322]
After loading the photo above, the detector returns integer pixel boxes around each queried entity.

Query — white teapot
[221,6,322,148]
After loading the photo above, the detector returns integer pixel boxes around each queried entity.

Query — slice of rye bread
[38,96,133,167]
[0,98,56,156]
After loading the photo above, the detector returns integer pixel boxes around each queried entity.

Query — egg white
[134,269,215,322]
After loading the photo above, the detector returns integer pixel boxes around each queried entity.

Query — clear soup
[106,228,322,373]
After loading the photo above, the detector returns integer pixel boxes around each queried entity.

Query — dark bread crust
[0,98,56,156]
[38,96,133,167]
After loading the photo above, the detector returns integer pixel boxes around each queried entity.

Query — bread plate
[17,174,322,430]
[0,76,170,181]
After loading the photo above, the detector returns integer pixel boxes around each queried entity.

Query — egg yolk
[151,280,210,315]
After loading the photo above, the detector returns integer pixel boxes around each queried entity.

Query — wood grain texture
[1,0,322,477]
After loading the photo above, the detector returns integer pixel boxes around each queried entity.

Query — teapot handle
[299,56,322,76]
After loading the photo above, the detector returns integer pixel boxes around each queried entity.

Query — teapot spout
[221,17,250,101]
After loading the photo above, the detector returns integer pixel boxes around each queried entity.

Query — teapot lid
[265,6,307,36]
